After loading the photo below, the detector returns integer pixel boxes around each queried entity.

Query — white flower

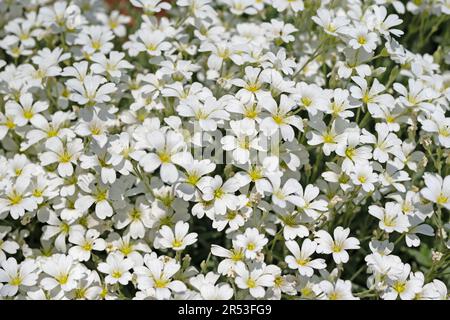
[91,51,133,78]
[211,243,246,276]
[134,253,186,300]
[370,5,403,37]
[369,203,409,233]
[319,279,358,300]
[315,227,360,264]
[350,161,378,192]
[130,0,171,13]
[67,75,116,106]
[0,177,37,220]
[0,258,38,297]
[137,130,188,183]
[267,175,303,208]
[295,184,328,219]
[113,202,153,239]
[312,8,349,35]
[197,175,240,216]
[346,25,378,53]
[68,229,106,261]
[154,221,198,251]
[260,94,303,142]
[0,227,19,263]
[285,239,326,277]
[97,253,134,285]
[40,138,83,177]
[5,93,48,127]
[231,66,266,102]
[221,119,263,163]
[405,216,434,248]
[74,182,114,220]
[234,263,274,298]
[200,283,234,300]
[41,254,84,292]
[272,0,304,12]
[420,110,450,148]
[307,118,347,156]
[75,26,114,55]
[235,228,268,260]
[421,173,450,209]
[382,263,422,300]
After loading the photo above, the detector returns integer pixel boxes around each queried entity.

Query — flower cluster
[0,0,448,300]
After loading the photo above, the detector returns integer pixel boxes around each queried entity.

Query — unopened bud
[330,195,343,207]
[431,250,443,263]
[422,136,433,147]
[419,156,428,169]
[224,164,235,178]
[249,192,262,205]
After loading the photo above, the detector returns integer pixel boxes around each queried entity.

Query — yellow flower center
[120,244,133,255]
[301,97,312,107]
[23,109,34,120]
[244,106,258,119]
[10,276,22,286]
[274,275,284,287]
[56,274,69,285]
[60,222,70,234]
[249,167,262,181]
[438,127,450,137]
[33,189,43,197]
[272,114,284,125]
[5,118,16,129]
[274,189,285,200]
[393,281,406,294]
[172,239,183,248]
[345,147,355,159]
[187,173,199,185]
[362,92,371,104]
[91,40,102,50]
[109,21,118,29]
[146,43,158,52]
[75,288,87,299]
[158,151,171,163]
[214,188,224,199]
[245,83,261,93]
[154,278,169,288]
[382,213,396,226]
[59,151,72,163]
[296,258,310,266]
[238,137,250,149]
[301,287,313,297]
[437,193,448,205]
[226,210,237,220]
[246,278,257,288]
[386,115,395,123]
[357,35,367,45]
[47,128,58,137]
[96,190,108,202]
[8,191,23,205]
[329,292,340,300]
[323,133,335,143]
[130,209,141,221]
[231,249,244,262]
[332,243,342,253]
[326,23,337,33]
[90,126,101,135]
